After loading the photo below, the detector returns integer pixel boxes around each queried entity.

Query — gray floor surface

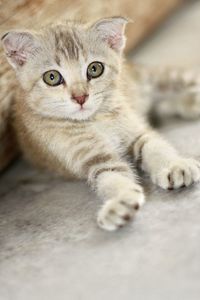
[1,1,200,299]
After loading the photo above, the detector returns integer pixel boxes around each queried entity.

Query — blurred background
[1,1,200,300]
[132,0,200,67]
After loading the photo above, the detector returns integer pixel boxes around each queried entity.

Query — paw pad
[97,186,145,231]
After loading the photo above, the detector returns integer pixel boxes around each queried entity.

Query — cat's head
[1,17,128,121]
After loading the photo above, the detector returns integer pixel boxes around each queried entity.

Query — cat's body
[2,17,200,230]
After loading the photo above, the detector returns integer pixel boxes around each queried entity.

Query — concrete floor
[1,1,200,299]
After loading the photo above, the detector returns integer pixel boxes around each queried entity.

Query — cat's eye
[87,62,104,80]
[43,70,64,86]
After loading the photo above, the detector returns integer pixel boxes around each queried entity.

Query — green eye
[87,62,104,80]
[43,70,64,86]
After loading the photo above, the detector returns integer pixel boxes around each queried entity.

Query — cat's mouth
[76,103,91,112]
[70,103,97,120]
[79,106,86,111]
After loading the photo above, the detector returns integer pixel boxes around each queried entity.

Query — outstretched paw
[97,185,145,231]
[152,158,200,190]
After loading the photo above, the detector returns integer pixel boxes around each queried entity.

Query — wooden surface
[0,0,184,172]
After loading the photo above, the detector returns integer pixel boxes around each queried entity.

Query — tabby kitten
[1,17,200,231]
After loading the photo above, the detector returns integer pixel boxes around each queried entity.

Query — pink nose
[72,94,88,105]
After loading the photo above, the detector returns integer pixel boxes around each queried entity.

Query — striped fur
[1,18,200,231]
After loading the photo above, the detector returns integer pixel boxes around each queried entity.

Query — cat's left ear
[90,16,129,53]
[1,31,39,69]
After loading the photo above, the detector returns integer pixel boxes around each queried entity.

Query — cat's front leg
[132,131,200,189]
[84,155,145,231]
[47,132,145,231]
[71,143,145,230]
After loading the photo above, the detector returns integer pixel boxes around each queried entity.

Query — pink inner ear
[4,35,28,66]
[2,32,36,67]
[6,48,27,66]
[107,32,123,50]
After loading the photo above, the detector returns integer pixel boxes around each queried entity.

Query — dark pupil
[50,73,55,80]
[92,65,97,73]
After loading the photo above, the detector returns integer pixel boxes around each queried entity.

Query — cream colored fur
[1,18,200,231]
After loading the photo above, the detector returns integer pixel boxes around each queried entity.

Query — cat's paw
[152,158,200,190]
[97,186,145,231]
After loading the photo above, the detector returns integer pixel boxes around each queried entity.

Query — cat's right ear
[1,31,39,69]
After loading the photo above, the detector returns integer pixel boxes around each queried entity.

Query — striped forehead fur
[48,23,86,62]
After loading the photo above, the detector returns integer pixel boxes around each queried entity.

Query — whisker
[94,89,113,96]
[94,90,105,96]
